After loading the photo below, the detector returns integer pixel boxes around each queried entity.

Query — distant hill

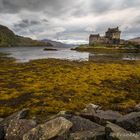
[0,25,52,47]
[129,37,140,45]
[42,39,75,48]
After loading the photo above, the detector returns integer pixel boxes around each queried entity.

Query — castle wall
[89,35,101,45]
[89,36,109,45]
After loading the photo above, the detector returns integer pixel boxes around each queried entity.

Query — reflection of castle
[89,52,140,61]
[89,27,122,46]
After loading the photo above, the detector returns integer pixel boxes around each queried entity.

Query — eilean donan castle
[89,27,121,46]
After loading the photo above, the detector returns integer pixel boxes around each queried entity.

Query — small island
[44,48,58,51]
[74,27,140,53]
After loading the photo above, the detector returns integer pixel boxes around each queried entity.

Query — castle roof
[90,34,100,38]
[106,27,121,33]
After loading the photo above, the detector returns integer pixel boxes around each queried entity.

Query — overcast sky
[0,0,140,44]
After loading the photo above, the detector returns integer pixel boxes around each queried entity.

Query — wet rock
[51,132,70,140]
[81,110,122,125]
[95,110,122,125]
[6,108,29,120]
[69,128,106,140]
[105,121,140,140]
[0,119,3,122]
[0,108,29,139]
[82,104,101,116]
[135,103,140,112]
[5,119,36,140]
[0,108,29,129]
[54,116,105,140]
[69,116,105,132]
[85,103,101,110]
[117,112,140,132]
[124,108,135,114]
[23,117,73,140]
[56,111,74,119]
[43,111,74,125]
[58,111,68,116]
[0,125,4,140]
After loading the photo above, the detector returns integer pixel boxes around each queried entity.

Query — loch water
[0,46,140,62]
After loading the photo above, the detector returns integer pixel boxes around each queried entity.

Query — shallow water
[0,46,140,62]
[0,46,89,62]
[89,53,140,61]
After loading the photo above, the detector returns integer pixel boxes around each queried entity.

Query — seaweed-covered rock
[23,117,72,140]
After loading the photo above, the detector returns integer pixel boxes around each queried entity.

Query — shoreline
[72,46,140,53]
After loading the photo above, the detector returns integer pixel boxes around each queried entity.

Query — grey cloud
[0,0,76,15]
[0,0,140,41]
[1,0,140,16]
[123,0,140,8]
[88,0,140,15]
[14,19,40,29]
[1,0,140,18]
[134,16,140,25]
[89,0,112,14]
[42,19,48,23]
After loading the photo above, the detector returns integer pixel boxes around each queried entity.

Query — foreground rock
[0,104,140,140]
[106,122,140,140]
[69,116,105,132]
[117,112,140,132]
[0,125,4,140]
[23,117,73,140]
[69,129,106,140]
[82,103,101,115]
[82,109,122,125]
[0,108,29,129]
[135,103,140,112]
[54,116,106,140]
[0,119,3,122]
[0,108,29,139]
[5,119,37,140]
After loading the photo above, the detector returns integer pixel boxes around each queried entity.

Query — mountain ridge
[0,25,51,47]
[42,39,75,48]
[129,37,140,45]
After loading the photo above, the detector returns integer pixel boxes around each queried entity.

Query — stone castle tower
[89,27,121,46]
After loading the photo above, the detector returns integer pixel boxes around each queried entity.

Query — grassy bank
[0,54,140,119]
[73,45,140,53]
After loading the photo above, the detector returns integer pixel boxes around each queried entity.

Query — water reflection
[89,53,140,61]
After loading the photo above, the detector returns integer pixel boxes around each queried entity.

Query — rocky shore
[0,103,140,140]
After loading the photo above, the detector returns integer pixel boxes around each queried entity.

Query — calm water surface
[0,46,140,62]
[0,46,89,62]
